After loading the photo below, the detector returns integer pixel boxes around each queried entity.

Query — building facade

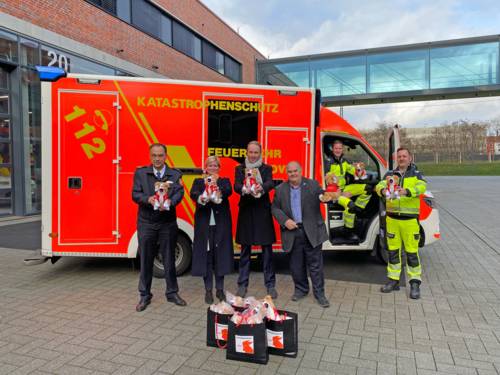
[0,0,264,216]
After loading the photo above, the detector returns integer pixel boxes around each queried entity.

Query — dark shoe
[291,292,307,301]
[236,285,247,298]
[316,295,330,308]
[409,281,421,300]
[267,287,278,299]
[205,290,214,304]
[135,297,151,312]
[216,289,225,301]
[345,229,360,243]
[167,293,187,306]
[381,279,400,293]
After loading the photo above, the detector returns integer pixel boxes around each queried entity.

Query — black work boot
[380,279,400,293]
[409,281,421,300]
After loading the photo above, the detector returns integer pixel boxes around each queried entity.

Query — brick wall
[0,0,265,83]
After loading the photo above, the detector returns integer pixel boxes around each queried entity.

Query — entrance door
[58,90,119,245]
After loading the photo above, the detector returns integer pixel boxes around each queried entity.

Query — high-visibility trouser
[337,184,371,229]
[386,216,421,282]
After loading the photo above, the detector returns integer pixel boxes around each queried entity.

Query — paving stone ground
[0,176,500,374]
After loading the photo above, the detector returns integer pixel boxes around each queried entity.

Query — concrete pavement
[0,177,500,374]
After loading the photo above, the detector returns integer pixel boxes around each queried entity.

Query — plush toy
[153,181,173,210]
[353,162,367,180]
[200,173,222,204]
[385,175,400,200]
[242,168,262,198]
[322,172,341,201]
[262,295,285,322]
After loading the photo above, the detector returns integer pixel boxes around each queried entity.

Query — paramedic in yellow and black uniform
[328,140,372,242]
[375,147,427,300]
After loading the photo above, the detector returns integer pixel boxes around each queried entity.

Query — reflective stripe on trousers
[385,216,421,282]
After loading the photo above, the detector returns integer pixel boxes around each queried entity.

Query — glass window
[41,45,70,71]
[216,51,224,74]
[41,45,115,75]
[430,42,499,88]
[272,61,310,87]
[0,69,8,89]
[311,55,366,96]
[0,29,18,63]
[20,38,39,66]
[116,0,131,22]
[87,0,117,14]
[173,22,202,61]
[132,0,161,39]
[368,49,428,93]
[224,56,241,82]
[0,94,8,114]
[0,118,9,139]
[160,15,172,45]
[20,68,41,213]
[0,160,12,216]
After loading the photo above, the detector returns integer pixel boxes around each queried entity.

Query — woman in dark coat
[190,156,233,304]
[234,141,277,299]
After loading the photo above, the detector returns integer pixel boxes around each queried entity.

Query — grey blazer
[272,178,328,252]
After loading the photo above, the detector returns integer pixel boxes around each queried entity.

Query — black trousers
[289,227,325,299]
[204,226,224,291]
[138,220,178,299]
[238,244,275,289]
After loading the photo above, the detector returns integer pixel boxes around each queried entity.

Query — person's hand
[254,183,263,192]
[381,188,387,196]
[148,196,156,206]
[397,187,408,196]
[159,199,171,211]
[341,191,353,198]
[284,219,298,230]
[319,194,331,203]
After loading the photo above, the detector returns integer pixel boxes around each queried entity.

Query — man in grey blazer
[272,161,330,308]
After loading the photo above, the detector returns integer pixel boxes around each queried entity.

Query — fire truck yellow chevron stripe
[113,81,195,224]
[113,81,153,145]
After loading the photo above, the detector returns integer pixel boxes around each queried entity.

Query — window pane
[88,0,117,14]
[0,29,18,63]
[21,68,41,213]
[430,42,499,88]
[0,94,8,114]
[368,49,428,93]
[116,0,131,22]
[160,15,172,45]
[311,55,366,96]
[20,38,39,66]
[0,118,9,139]
[216,51,224,74]
[0,161,12,216]
[273,61,309,87]
[132,0,161,39]
[41,45,115,75]
[173,22,202,61]
[0,69,8,89]
[202,42,217,70]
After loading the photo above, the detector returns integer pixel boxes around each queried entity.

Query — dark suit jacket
[132,165,184,224]
[234,163,276,245]
[272,177,328,252]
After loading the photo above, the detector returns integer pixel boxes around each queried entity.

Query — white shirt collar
[153,165,166,177]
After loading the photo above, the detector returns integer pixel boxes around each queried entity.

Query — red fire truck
[27,67,439,275]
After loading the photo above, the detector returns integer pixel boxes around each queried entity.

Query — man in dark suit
[272,161,330,308]
[132,143,186,312]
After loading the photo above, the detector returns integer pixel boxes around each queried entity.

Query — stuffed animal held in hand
[242,168,262,198]
[322,172,341,202]
[385,175,400,200]
[353,162,367,180]
[153,181,173,210]
[201,173,222,204]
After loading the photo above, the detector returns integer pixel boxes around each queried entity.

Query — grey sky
[202,0,500,129]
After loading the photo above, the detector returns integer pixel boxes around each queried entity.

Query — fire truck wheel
[153,235,192,277]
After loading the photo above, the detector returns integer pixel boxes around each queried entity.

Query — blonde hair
[205,155,221,168]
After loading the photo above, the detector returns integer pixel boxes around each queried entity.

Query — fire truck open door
[57,90,119,246]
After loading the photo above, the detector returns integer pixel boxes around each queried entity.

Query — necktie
[156,171,162,179]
